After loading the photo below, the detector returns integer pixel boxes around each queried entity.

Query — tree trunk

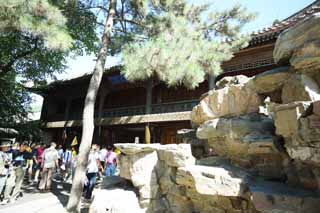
[66,0,117,212]
[208,74,216,90]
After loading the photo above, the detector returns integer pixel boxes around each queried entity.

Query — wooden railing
[47,100,198,122]
[102,100,198,117]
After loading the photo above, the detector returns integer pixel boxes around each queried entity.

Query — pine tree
[122,2,255,89]
[66,1,254,211]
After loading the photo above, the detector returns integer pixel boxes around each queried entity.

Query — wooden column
[208,74,216,90]
[156,86,162,104]
[62,99,72,145]
[145,123,151,144]
[145,79,153,114]
[97,87,109,143]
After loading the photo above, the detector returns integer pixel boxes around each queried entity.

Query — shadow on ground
[51,177,92,213]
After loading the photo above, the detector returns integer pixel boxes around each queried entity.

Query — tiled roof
[249,0,320,46]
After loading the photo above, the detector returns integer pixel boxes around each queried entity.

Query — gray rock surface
[274,13,320,72]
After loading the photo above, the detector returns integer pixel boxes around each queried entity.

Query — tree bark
[208,74,216,90]
[66,0,117,212]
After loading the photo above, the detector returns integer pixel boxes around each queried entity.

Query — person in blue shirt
[62,147,72,181]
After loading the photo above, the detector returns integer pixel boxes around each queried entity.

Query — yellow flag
[71,136,78,146]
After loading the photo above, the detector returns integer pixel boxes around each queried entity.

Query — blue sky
[30,0,315,118]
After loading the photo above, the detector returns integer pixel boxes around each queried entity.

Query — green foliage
[122,1,255,89]
[0,0,72,50]
[0,72,31,127]
[15,120,43,142]
[0,0,98,80]
[0,0,98,128]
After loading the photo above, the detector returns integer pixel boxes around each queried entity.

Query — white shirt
[99,149,107,162]
[87,151,99,173]
[0,151,8,175]
[43,147,59,169]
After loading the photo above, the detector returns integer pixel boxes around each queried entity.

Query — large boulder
[197,113,274,141]
[274,13,320,72]
[272,102,311,138]
[196,113,286,179]
[117,150,160,208]
[246,66,292,94]
[115,143,161,155]
[115,143,196,210]
[272,101,320,166]
[157,144,196,167]
[196,114,277,158]
[89,188,144,213]
[281,74,320,104]
[249,180,320,213]
[176,129,208,159]
[215,75,250,90]
[175,165,259,212]
[313,100,320,116]
[176,165,248,197]
[191,83,262,125]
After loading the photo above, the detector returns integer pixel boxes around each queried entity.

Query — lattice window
[223,57,275,72]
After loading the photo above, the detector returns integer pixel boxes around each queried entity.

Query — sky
[29,0,315,119]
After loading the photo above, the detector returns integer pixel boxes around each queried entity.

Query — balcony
[47,100,198,122]
[102,100,198,118]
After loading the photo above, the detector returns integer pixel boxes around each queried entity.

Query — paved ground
[0,179,90,213]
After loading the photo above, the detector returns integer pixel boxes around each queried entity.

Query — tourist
[25,143,34,183]
[83,144,100,201]
[2,142,28,204]
[62,146,72,181]
[57,144,64,167]
[71,146,77,158]
[71,146,78,179]
[105,146,117,177]
[38,142,59,192]
[99,145,107,177]
[34,143,45,183]
[0,141,11,199]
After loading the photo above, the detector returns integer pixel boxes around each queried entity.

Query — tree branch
[0,39,38,77]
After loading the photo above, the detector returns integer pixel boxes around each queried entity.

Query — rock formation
[91,11,320,213]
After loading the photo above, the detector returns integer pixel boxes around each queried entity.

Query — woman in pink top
[105,146,117,176]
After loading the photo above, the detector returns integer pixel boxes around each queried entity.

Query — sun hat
[0,141,11,147]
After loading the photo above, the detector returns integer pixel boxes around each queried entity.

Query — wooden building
[37,1,320,146]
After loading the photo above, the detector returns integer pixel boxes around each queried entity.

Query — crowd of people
[83,144,118,202]
[0,140,118,205]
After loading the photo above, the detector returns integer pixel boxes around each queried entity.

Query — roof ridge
[282,0,320,22]
[249,0,320,46]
